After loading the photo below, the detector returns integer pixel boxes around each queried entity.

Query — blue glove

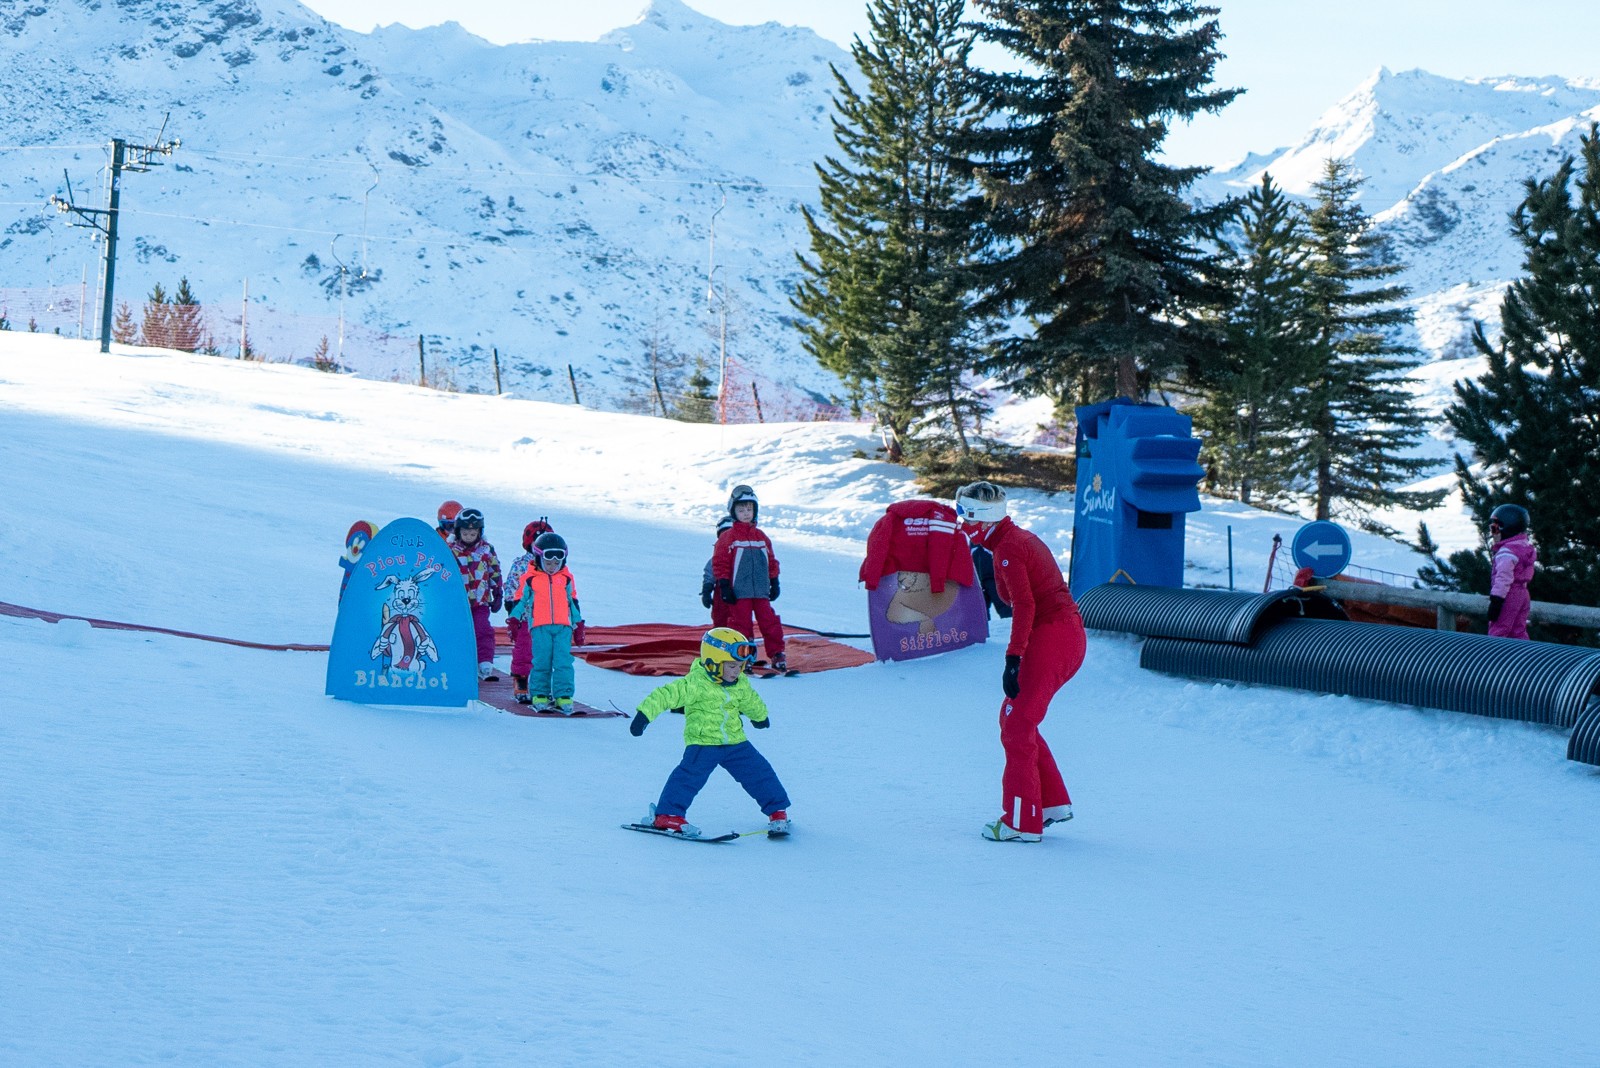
[1002,655,1022,699]
[768,576,780,601]
[751,717,770,729]
[630,712,649,736]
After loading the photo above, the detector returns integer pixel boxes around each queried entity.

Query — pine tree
[1300,159,1443,530]
[676,358,717,423]
[140,283,173,349]
[1192,174,1320,506]
[111,300,137,344]
[169,276,207,353]
[794,0,991,466]
[961,0,1239,411]
[1438,123,1600,611]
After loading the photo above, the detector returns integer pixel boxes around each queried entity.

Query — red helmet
[522,517,554,550]
[437,500,463,530]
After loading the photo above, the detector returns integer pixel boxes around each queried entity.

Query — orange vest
[516,567,577,626]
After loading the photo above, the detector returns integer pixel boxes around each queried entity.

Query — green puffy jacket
[638,666,770,745]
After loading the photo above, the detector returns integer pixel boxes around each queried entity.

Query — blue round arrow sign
[1290,520,1352,579]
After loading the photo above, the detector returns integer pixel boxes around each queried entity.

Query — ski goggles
[704,633,757,663]
[538,548,567,564]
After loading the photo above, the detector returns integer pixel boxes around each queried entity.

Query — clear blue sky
[302,0,1600,167]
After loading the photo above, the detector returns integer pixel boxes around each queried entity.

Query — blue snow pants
[656,741,789,818]
[528,623,575,699]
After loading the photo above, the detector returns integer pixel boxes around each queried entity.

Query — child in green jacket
[629,627,791,838]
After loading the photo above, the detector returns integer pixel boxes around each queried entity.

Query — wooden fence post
[417,334,426,386]
[567,363,581,405]
[492,347,503,395]
[751,382,765,423]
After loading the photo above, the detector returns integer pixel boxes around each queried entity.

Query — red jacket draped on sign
[858,500,974,592]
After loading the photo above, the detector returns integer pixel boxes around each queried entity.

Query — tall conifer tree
[140,283,173,350]
[1193,173,1319,506]
[1438,124,1600,610]
[795,0,991,466]
[170,276,207,353]
[961,0,1238,411]
[1300,159,1443,529]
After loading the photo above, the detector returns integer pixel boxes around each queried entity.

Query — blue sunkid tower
[1069,399,1205,592]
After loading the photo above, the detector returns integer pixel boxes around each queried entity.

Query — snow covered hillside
[4,3,1598,417]
[3,332,1597,1066]
[1207,68,1600,370]
[0,0,848,407]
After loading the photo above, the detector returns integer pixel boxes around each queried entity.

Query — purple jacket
[1488,532,1536,640]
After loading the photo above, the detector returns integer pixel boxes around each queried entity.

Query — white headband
[955,495,1007,523]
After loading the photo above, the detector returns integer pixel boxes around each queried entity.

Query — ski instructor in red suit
[956,481,1087,843]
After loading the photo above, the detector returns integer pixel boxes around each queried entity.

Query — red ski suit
[978,517,1086,835]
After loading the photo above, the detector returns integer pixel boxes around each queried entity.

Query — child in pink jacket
[1487,504,1536,640]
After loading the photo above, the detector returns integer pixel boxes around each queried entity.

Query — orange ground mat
[494,623,875,678]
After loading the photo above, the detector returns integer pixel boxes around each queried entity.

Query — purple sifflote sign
[866,570,989,662]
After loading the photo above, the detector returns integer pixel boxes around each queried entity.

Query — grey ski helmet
[728,484,758,523]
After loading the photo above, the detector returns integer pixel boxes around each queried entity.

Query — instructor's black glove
[700,587,714,609]
[768,576,780,601]
[630,711,649,736]
[1002,655,1022,700]
[751,716,770,729]
[718,579,738,605]
[1487,595,1505,623]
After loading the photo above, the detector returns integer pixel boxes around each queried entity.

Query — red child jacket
[978,517,1080,658]
[858,500,974,593]
[712,521,779,601]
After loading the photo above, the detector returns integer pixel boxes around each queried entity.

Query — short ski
[622,823,739,843]
[752,668,800,679]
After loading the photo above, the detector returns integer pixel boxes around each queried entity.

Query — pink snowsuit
[1488,531,1536,640]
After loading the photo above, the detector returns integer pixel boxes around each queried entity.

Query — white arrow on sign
[1302,541,1345,559]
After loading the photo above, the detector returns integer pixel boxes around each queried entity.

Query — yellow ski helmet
[701,627,757,680]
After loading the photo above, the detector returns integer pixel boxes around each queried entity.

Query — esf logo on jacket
[900,515,958,538]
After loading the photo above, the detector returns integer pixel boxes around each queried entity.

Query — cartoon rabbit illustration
[370,562,445,672]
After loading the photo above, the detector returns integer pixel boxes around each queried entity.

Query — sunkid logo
[1081,471,1117,516]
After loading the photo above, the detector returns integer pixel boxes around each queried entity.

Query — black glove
[630,712,649,736]
[769,576,780,601]
[751,716,770,729]
[1002,655,1022,699]
[718,579,737,605]
[700,588,714,609]
[1487,595,1505,622]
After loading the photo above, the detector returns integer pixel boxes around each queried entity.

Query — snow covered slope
[0,0,847,407]
[4,332,1597,1065]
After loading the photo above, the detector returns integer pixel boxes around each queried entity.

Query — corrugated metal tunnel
[1075,584,1600,763]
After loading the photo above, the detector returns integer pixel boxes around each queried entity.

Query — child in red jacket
[712,485,787,672]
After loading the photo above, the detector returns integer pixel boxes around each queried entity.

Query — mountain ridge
[3,9,1597,413]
